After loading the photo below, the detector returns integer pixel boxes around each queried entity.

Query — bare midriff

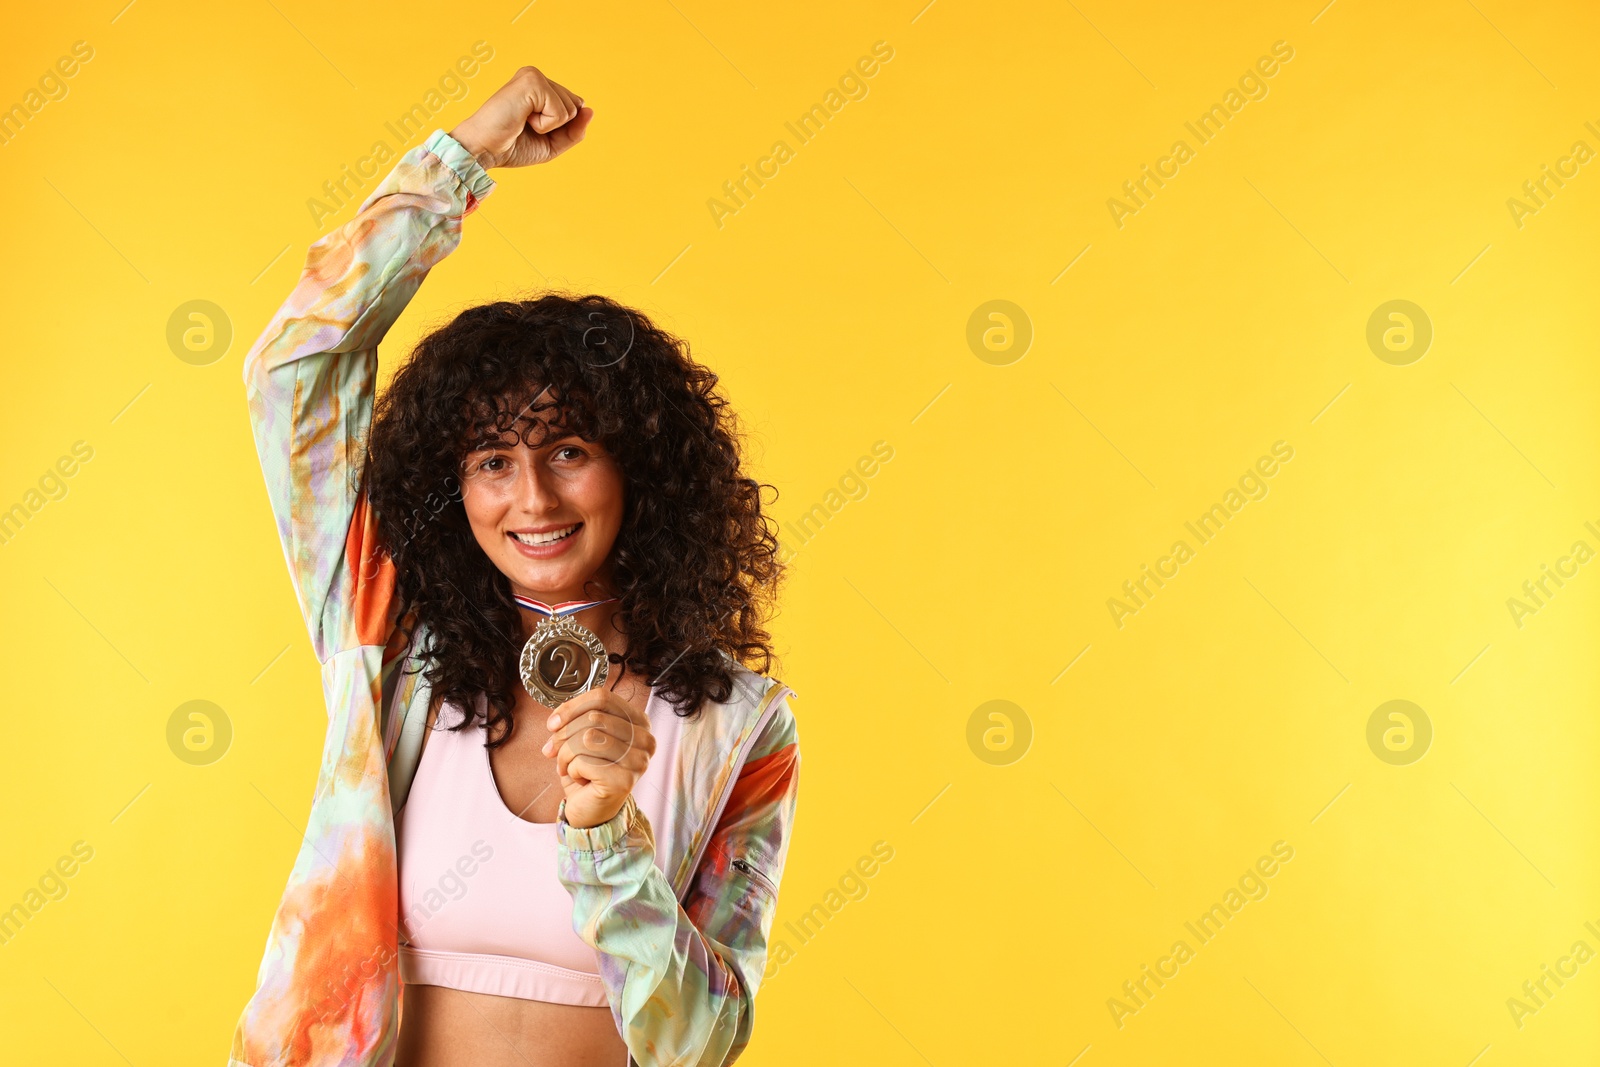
[394,984,627,1067]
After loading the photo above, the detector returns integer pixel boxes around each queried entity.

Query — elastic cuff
[422,128,496,202]
[558,794,640,852]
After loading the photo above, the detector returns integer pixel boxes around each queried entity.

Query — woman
[230,65,801,1067]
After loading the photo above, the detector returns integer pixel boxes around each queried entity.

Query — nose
[512,458,560,515]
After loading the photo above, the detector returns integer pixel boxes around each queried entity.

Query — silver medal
[519,612,610,706]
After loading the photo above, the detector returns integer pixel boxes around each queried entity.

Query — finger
[544,688,610,735]
[502,65,551,112]
[552,708,645,751]
[546,687,611,729]
[545,78,581,120]
[556,734,646,780]
[545,107,592,158]
[553,723,646,771]
[549,687,648,731]
[563,754,635,791]
[554,732,634,777]
[499,67,556,132]
[558,760,585,788]
[543,709,641,756]
[525,77,572,134]
[549,723,652,777]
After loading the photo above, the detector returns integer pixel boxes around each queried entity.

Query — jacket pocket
[730,856,780,898]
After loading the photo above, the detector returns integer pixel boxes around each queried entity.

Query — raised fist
[449,65,592,170]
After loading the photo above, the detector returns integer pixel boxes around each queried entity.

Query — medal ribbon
[514,595,617,700]
[512,595,618,618]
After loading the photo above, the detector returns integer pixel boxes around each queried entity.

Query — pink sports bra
[394,693,680,1005]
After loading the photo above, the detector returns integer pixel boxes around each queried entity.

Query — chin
[512,557,595,593]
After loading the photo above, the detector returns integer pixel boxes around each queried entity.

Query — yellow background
[2,0,1598,1063]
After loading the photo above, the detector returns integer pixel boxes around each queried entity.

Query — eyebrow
[459,439,512,458]
[463,430,585,454]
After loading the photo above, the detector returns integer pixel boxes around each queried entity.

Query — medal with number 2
[514,596,617,707]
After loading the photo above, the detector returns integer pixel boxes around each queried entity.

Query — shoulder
[664,658,799,770]
[724,661,799,765]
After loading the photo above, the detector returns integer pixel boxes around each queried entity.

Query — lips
[509,524,580,546]
[506,523,584,560]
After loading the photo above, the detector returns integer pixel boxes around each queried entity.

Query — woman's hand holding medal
[541,688,655,830]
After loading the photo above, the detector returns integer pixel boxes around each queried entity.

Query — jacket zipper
[676,681,791,900]
[730,857,780,897]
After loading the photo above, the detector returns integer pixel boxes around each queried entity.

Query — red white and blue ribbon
[512,595,618,618]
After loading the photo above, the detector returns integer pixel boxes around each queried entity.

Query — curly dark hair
[364,291,783,747]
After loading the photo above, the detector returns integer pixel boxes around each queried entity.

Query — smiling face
[458,414,626,605]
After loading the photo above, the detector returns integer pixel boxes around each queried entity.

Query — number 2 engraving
[543,644,584,689]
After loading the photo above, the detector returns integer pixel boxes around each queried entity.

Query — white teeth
[510,524,579,546]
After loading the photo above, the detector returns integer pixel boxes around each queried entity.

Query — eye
[464,453,511,477]
[554,445,587,462]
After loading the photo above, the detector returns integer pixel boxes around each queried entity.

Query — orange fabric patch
[722,743,798,817]
[288,829,398,1061]
[344,490,396,649]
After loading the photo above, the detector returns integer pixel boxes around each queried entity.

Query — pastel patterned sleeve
[557,694,802,1066]
[241,129,496,663]
[230,131,495,1067]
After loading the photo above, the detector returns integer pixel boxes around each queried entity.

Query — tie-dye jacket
[231,128,801,1067]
